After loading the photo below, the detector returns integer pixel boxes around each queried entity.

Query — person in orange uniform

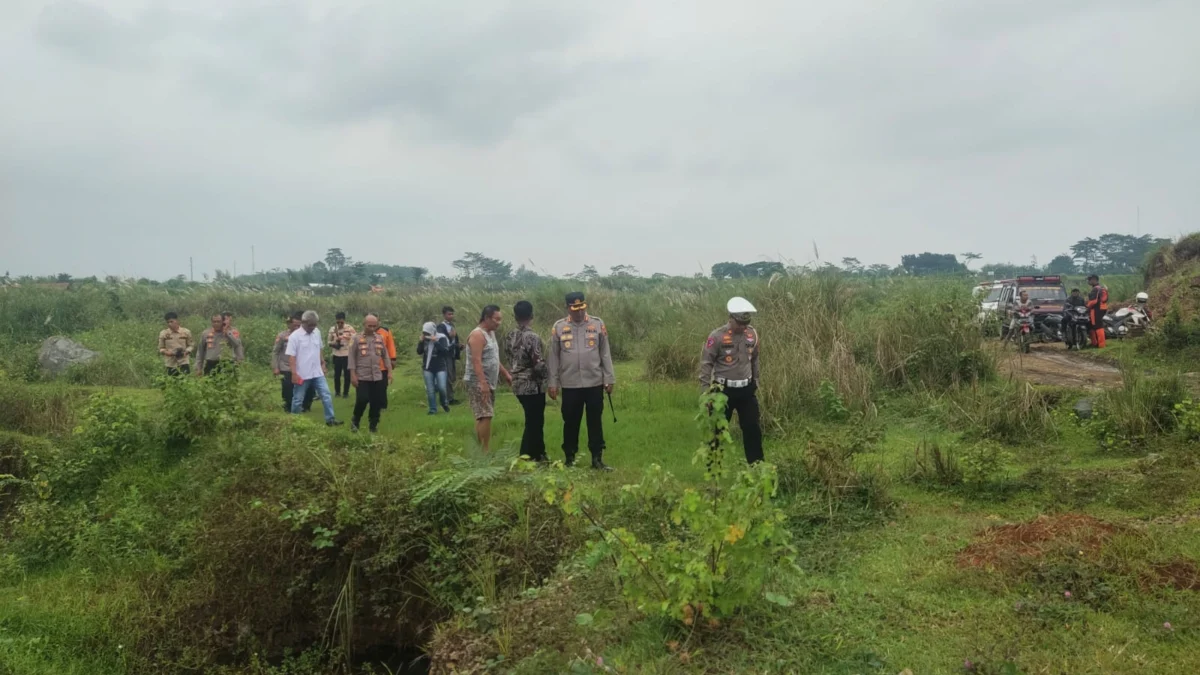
[376,322,398,409]
[1086,274,1109,348]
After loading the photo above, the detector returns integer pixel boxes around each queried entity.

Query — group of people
[1005,274,1111,348]
[155,292,767,467]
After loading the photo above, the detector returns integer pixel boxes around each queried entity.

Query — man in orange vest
[1086,274,1109,348]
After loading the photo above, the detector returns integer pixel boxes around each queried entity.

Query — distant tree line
[6,232,1170,288]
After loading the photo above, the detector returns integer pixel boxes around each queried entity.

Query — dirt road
[999,344,1124,388]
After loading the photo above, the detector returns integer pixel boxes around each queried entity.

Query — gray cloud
[4,0,1199,280]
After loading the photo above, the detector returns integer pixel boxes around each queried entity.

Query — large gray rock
[38,336,99,376]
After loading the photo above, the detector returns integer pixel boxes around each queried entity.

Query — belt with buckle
[717,377,751,388]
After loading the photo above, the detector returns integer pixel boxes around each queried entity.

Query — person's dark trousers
[281,372,315,412]
[203,360,223,376]
[165,364,191,377]
[332,356,351,395]
[352,379,388,431]
[724,382,764,464]
[561,386,605,464]
[517,392,547,461]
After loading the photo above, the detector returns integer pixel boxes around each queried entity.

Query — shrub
[1090,369,1187,450]
[643,331,698,381]
[948,381,1056,444]
[960,441,1012,486]
[905,439,963,487]
[537,388,797,625]
[161,366,270,441]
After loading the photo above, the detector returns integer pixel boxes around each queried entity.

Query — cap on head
[1087,274,1099,282]
[566,292,587,311]
[727,296,757,323]
[336,311,346,320]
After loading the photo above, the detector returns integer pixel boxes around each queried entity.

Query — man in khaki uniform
[328,311,357,399]
[347,314,393,433]
[699,297,763,464]
[273,312,314,413]
[195,313,245,376]
[548,292,616,470]
[158,312,193,376]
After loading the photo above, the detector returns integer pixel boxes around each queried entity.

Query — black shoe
[351,419,360,432]
[449,399,461,406]
[591,457,614,472]
[327,419,344,427]
[369,426,378,434]
[442,404,451,413]
[302,407,312,413]
[343,394,350,400]
[564,454,577,467]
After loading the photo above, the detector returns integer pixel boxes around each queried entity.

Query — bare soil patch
[999,344,1123,389]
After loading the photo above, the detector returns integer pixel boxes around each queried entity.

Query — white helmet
[1136,292,1149,304]
[727,296,757,322]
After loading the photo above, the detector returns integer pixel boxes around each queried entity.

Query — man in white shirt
[286,310,344,426]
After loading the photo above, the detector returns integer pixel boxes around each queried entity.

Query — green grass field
[2,276,1200,674]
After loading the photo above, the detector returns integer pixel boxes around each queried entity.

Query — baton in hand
[606,389,617,423]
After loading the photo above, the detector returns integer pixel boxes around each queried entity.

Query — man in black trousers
[506,300,549,461]
[547,292,616,470]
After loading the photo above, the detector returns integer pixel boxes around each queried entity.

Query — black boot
[591,454,613,472]
[350,418,360,432]
[564,452,577,467]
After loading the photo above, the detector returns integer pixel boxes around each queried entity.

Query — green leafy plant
[537,386,797,626]
[161,366,267,441]
[818,379,850,421]
[959,441,1012,486]
[1174,398,1200,441]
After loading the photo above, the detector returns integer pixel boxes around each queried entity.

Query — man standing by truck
[1087,274,1109,349]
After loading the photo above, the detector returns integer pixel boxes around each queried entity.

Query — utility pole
[189,257,194,281]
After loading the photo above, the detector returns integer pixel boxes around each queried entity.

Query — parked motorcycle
[1037,312,1064,344]
[1014,305,1034,354]
[1061,305,1090,350]
[1104,304,1151,339]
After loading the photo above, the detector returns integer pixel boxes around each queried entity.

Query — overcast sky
[1,0,1197,280]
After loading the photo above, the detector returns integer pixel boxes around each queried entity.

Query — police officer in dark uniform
[699,297,763,464]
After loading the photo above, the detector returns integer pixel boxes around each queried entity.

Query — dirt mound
[957,513,1122,570]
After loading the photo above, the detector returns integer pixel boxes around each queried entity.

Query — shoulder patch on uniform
[706,336,715,348]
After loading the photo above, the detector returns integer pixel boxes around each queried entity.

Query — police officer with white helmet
[699,297,763,463]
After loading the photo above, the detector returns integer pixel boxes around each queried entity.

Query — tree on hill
[452,252,513,281]
[324,248,348,271]
[711,262,745,279]
[1045,254,1076,275]
[743,261,785,278]
[609,264,640,278]
[841,257,864,274]
[900,253,967,276]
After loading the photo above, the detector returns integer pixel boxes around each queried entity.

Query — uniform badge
[705,336,715,349]
[745,332,755,343]
[724,356,734,364]
[564,340,572,349]
[588,339,596,348]
[722,335,733,345]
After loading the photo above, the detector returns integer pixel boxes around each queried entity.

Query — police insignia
[564,340,572,349]
[724,356,734,364]
[705,336,715,348]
